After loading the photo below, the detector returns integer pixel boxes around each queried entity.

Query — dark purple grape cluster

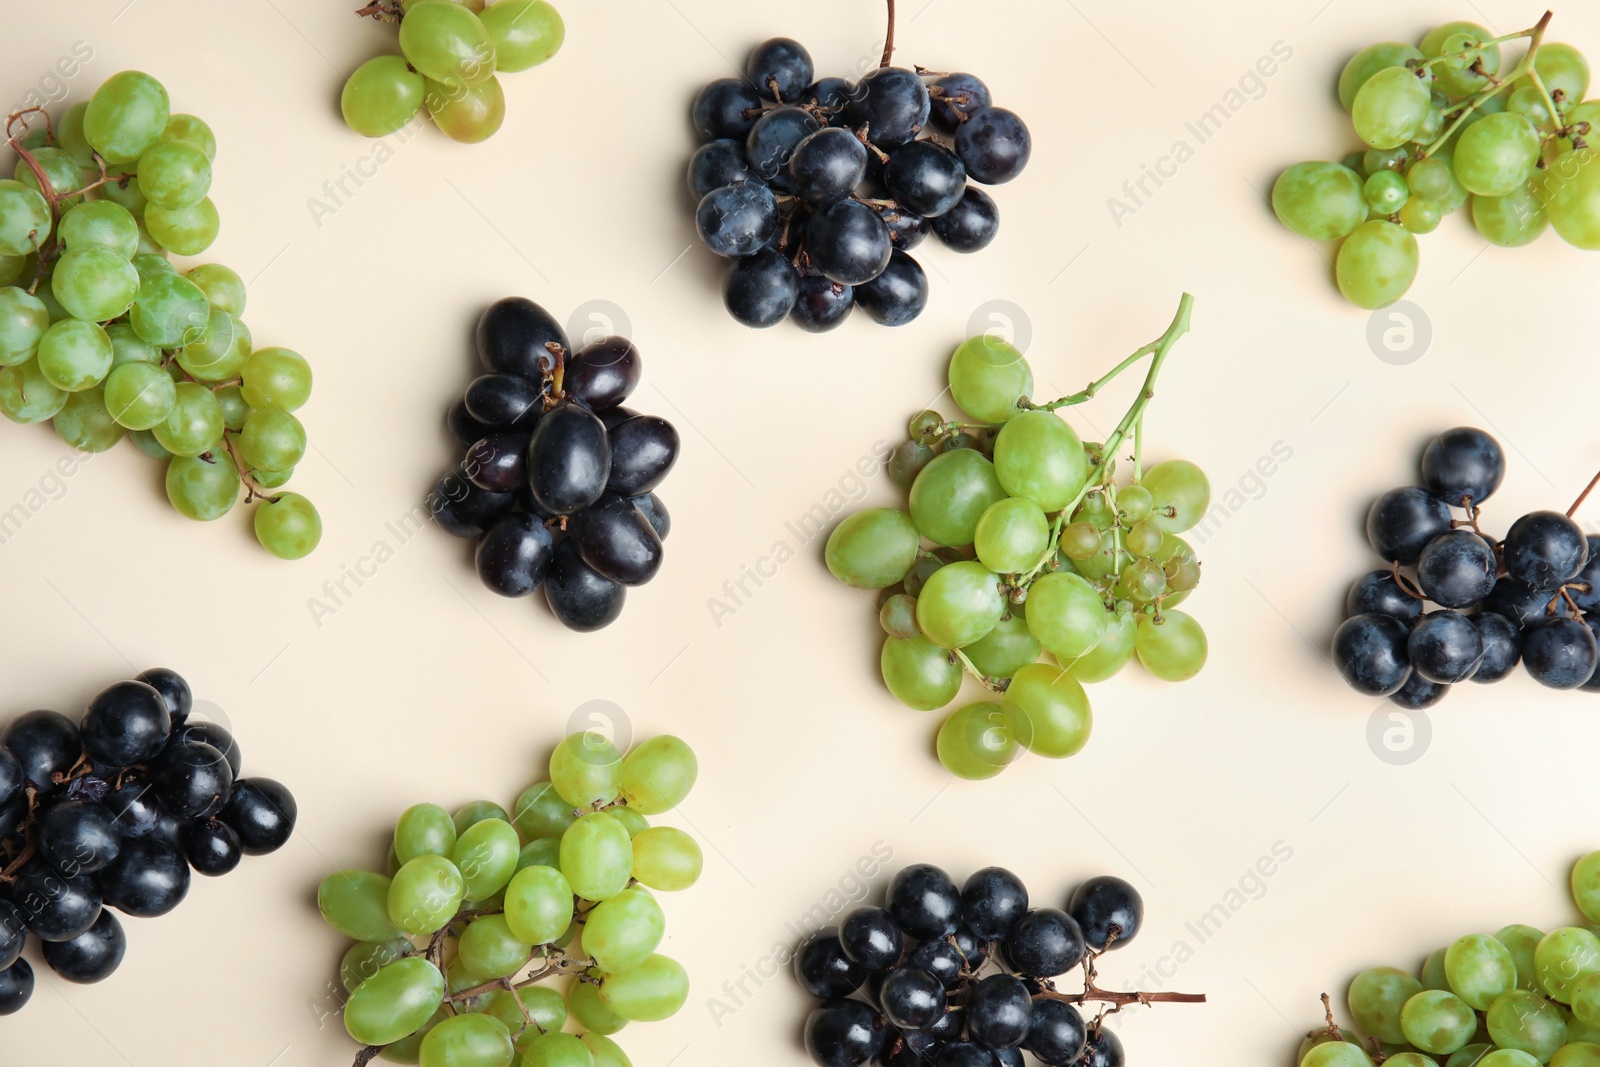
[435,297,678,633]
[795,863,1153,1067]
[688,37,1031,330]
[1333,426,1600,707]
[0,669,296,1012]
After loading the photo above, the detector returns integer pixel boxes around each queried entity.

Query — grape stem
[881,0,897,68]
[4,105,118,285]
[353,1,404,21]
[1038,927,1206,1023]
[1568,467,1600,517]
[952,648,1008,692]
[1421,10,1555,158]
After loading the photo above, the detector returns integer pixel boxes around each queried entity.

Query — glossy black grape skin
[528,403,611,516]
[1347,570,1424,623]
[0,901,23,971]
[1504,510,1589,592]
[808,200,893,286]
[880,1028,941,1067]
[937,1041,997,1067]
[885,140,968,218]
[806,77,854,123]
[134,668,192,730]
[1068,876,1143,951]
[888,864,961,940]
[849,68,931,149]
[0,958,33,1015]
[464,432,530,493]
[219,777,297,855]
[607,416,679,497]
[1522,617,1599,689]
[961,867,1028,941]
[149,741,233,819]
[880,967,947,1029]
[746,107,821,189]
[1366,487,1454,564]
[148,807,187,850]
[1470,612,1523,683]
[1022,1000,1087,1066]
[1485,576,1558,628]
[1074,1027,1124,1067]
[36,800,122,876]
[575,494,664,586]
[955,107,1032,184]
[697,181,780,258]
[1390,671,1449,708]
[185,818,242,876]
[906,937,967,989]
[12,861,101,942]
[1420,427,1505,507]
[97,836,190,917]
[41,908,125,983]
[932,187,1000,253]
[1,710,80,792]
[172,720,241,778]
[855,251,928,327]
[432,466,515,539]
[1416,530,1497,609]
[792,275,855,332]
[929,73,992,131]
[725,247,800,328]
[839,906,905,973]
[1002,909,1085,978]
[791,127,869,206]
[689,139,758,200]
[967,974,1032,1050]
[566,337,641,411]
[693,78,763,142]
[747,37,814,103]
[464,374,543,431]
[1333,614,1413,696]
[0,744,19,810]
[544,538,626,632]
[103,777,160,839]
[476,513,556,598]
[805,998,887,1067]
[631,493,670,541]
[1572,536,1600,612]
[447,396,493,448]
[476,297,570,385]
[1408,610,1485,684]
[598,405,640,432]
[795,927,868,999]
[874,203,929,252]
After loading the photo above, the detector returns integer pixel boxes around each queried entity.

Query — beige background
[4,0,1600,1062]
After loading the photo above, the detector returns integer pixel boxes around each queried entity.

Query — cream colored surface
[4,0,1600,1062]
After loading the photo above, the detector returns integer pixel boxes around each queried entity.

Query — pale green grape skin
[1499,925,1550,993]
[417,1012,513,1067]
[1348,967,1425,1045]
[153,381,223,456]
[53,387,123,452]
[1422,947,1452,991]
[1475,1053,1544,1067]
[136,138,211,210]
[1382,1056,1433,1067]
[347,956,446,1048]
[631,826,702,892]
[1541,150,1600,250]
[1454,113,1541,197]
[992,410,1089,511]
[133,254,173,284]
[400,2,498,88]
[1576,853,1600,926]
[100,170,148,215]
[104,362,176,430]
[1486,989,1569,1061]
[620,735,697,815]
[1000,662,1091,758]
[1353,66,1433,150]
[184,263,246,316]
[15,147,89,203]
[451,818,520,900]
[961,612,1041,679]
[59,201,139,258]
[1062,611,1135,682]
[560,812,633,901]
[916,560,1003,649]
[1401,988,1479,1054]
[215,384,249,430]
[1550,1042,1600,1067]
[609,806,647,838]
[518,1031,597,1067]
[1026,571,1107,660]
[511,782,577,841]
[318,870,403,941]
[881,636,962,710]
[1273,162,1369,240]
[583,886,665,973]
[424,77,507,143]
[1536,928,1600,1003]
[515,837,560,873]
[51,246,139,324]
[1302,1039,1374,1066]
[451,801,509,836]
[503,863,574,945]
[341,939,411,994]
[241,346,312,411]
[239,406,307,471]
[825,508,920,588]
[568,976,628,1036]
[1135,610,1207,681]
[1446,1046,1493,1067]
[880,594,920,639]
[1142,460,1210,533]
[56,102,96,166]
[162,114,216,161]
[37,319,114,393]
[1421,21,1501,96]
[948,335,1032,423]
[131,271,210,347]
[177,308,245,381]
[1364,170,1410,214]
[1574,974,1600,1026]
[0,255,22,288]
[1536,43,1591,105]
[343,55,427,138]
[937,701,1019,779]
[580,1034,631,1067]
[84,71,171,164]
[1336,220,1419,309]
[1447,932,1520,1009]
[129,428,172,458]
[909,449,1008,547]
[457,915,532,980]
[0,287,49,365]
[396,803,458,864]
[549,731,624,809]
[1408,158,1453,200]
[479,0,563,72]
[254,491,321,558]
[1340,43,1426,111]
[975,497,1049,576]
[482,985,566,1037]
[388,855,466,935]
[1398,197,1443,234]
[0,180,50,257]
[108,321,160,366]
[144,197,220,256]
[598,953,689,1022]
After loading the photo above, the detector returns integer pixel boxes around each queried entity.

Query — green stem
[953,649,1006,692]
[1417,19,1550,68]
[1422,10,1554,158]
[1525,68,1565,138]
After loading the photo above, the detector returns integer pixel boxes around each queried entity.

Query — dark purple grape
[854,250,928,327]
[745,106,820,190]
[792,274,855,332]
[1074,1027,1123,1067]
[0,901,24,971]
[961,867,1028,941]
[955,107,1031,184]
[80,680,170,769]
[932,187,999,252]
[692,78,763,142]
[795,927,867,999]
[907,937,967,988]
[432,466,516,538]
[1390,671,1449,708]
[171,719,241,778]
[1001,909,1085,977]
[41,909,124,983]
[476,513,556,597]
[1366,487,1452,564]
[888,864,960,939]
[464,432,530,493]
[0,745,19,810]
[566,337,641,411]
[1408,610,1485,683]
[12,861,101,941]
[103,777,160,838]
[936,1041,996,1067]
[1,710,79,792]
[148,807,186,849]
[1504,510,1588,591]
[598,405,640,432]
[1571,535,1600,612]
[805,76,854,123]
[885,140,967,217]
[696,180,780,258]
[96,836,189,917]
[1485,576,1557,628]
[576,495,664,586]
[724,247,800,327]
[0,959,33,1015]
[747,37,813,102]
[184,818,242,876]
[967,974,1031,1049]
[1023,1000,1086,1066]
[607,415,679,497]
[476,297,569,385]
[1523,616,1598,689]
[1346,570,1423,622]
[848,68,931,148]
[928,73,991,131]
[447,396,494,447]
[880,967,947,1029]
[544,538,626,632]
[689,138,758,200]
[808,199,893,285]
[134,668,191,729]
[791,127,868,206]
[874,203,928,251]
[464,374,543,430]
[1416,530,1497,609]
[219,777,297,855]
[149,742,232,819]
[631,493,670,541]
[36,799,121,876]
[805,998,887,1067]
[528,403,611,515]
[1470,612,1522,683]
[1068,876,1143,950]
[1333,613,1413,696]
[1420,427,1504,507]
[839,906,904,973]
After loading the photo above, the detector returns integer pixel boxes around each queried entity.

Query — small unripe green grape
[14,147,90,204]
[1485,988,1568,1061]
[961,612,1040,679]
[825,507,920,588]
[451,817,521,900]
[1364,169,1410,214]
[519,1030,599,1067]
[511,781,576,841]
[1061,611,1136,683]
[1401,988,1478,1054]
[1120,558,1167,602]
[1535,42,1592,105]
[136,138,211,210]
[992,409,1089,511]
[344,956,446,1048]
[0,180,51,257]
[424,76,507,144]
[1135,610,1207,681]
[1506,83,1554,128]
[620,735,697,815]
[1422,21,1501,97]
[481,985,566,1037]
[1407,158,1452,200]
[1349,966,1423,1045]
[342,55,427,138]
[1125,519,1163,556]
[0,286,49,366]
[1026,571,1107,659]
[1117,484,1154,523]
[1536,928,1600,1003]
[503,862,574,945]
[1059,521,1101,560]
[568,978,628,1036]
[153,381,223,457]
[479,0,563,72]
[1362,147,1408,175]
[165,453,241,520]
[254,491,323,558]
[58,200,139,258]
[400,1,497,87]
[583,886,665,973]
[916,560,1004,649]
[560,811,633,901]
[131,271,210,348]
[239,407,306,472]
[53,387,123,452]
[1398,197,1444,235]
[99,169,148,215]
[37,319,114,393]
[881,635,961,710]
[144,196,219,256]
[948,334,1032,423]
[1454,113,1540,197]
[457,914,533,980]
[418,1012,513,1067]
[1339,42,1424,111]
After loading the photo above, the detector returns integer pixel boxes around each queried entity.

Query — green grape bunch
[318,729,702,1067]
[341,0,565,144]
[1272,12,1600,309]
[0,73,321,559]
[1297,848,1600,1067]
[823,294,1211,781]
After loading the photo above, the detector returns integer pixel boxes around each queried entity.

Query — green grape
[457,915,532,980]
[879,593,921,639]
[1408,157,1453,200]
[1142,460,1209,533]
[915,561,1003,649]
[144,197,219,256]
[621,735,697,814]
[209,384,247,431]
[999,662,1092,758]
[1116,484,1154,523]
[177,308,245,381]
[59,200,139,258]
[424,77,507,144]
[908,409,944,443]
[1474,181,1549,246]
[962,612,1041,679]
[0,286,49,366]
[1550,1042,1600,1066]
[136,138,211,210]
[598,954,688,1022]
[1353,66,1433,150]
[936,701,1018,779]
[1398,197,1444,234]
[103,362,176,429]
[583,886,665,973]
[131,253,174,285]
[824,508,920,588]
[318,870,403,941]
[1542,149,1600,249]
[503,863,573,945]
[36,319,113,393]
[452,818,520,900]
[1536,928,1600,1003]
[346,956,447,1048]
[1421,947,1451,991]
[1475,1053,1542,1067]
[239,407,306,471]
[609,806,648,839]
[909,449,1007,547]
[450,801,509,836]
[568,974,628,1035]
[1537,43,1592,105]
[129,428,171,458]
[1430,151,1470,213]
[15,147,89,203]
[1363,147,1408,175]
[418,1013,513,1067]
[550,731,624,809]
[1062,610,1135,682]
[1557,101,1600,154]
[974,497,1048,573]
[1301,1042,1374,1067]
[1059,521,1101,560]
[1427,26,1501,97]
[165,453,240,520]
[559,812,632,901]
[1446,1046,1493,1067]
[1026,572,1107,659]
[183,263,245,317]
[580,1034,630,1067]
[1575,974,1600,1027]
[1383,1057,1433,1067]
[131,270,210,347]
[84,71,170,164]
[887,440,935,488]
[153,381,223,456]
[1498,925,1550,993]
[1340,43,1426,111]
[241,346,311,411]
[1454,113,1540,197]
[55,102,95,166]
[880,635,961,710]
[512,782,577,840]
[632,826,702,892]
[1336,220,1419,309]
[400,2,497,87]
[1120,558,1167,602]
[162,113,216,161]
[1124,520,1163,557]
[1507,83,1554,128]
[1487,989,1569,1061]
[518,1031,597,1067]
[0,255,22,287]
[1401,989,1478,1054]
[342,55,427,138]
[1135,610,1207,681]
[99,170,148,215]
[948,335,1032,423]
[396,803,458,864]
[1577,853,1600,925]
[1570,1009,1600,1045]
[1349,967,1423,1045]
[991,409,1089,511]
[482,984,566,1037]
[388,855,466,935]
[902,555,944,597]
[50,246,138,324]
[52,386,123,452]
[341,939,412,994]
[1364,169,1410,214]
[0,180,50,257]
[479,0,563,72]
[134,216,167,257]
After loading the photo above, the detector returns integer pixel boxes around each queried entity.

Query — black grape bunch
[434,297,679,633]
[795,863,1204,1067]
[1334,426,1600,707]
[0,669,296,1013]
[687,0,1032,330]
